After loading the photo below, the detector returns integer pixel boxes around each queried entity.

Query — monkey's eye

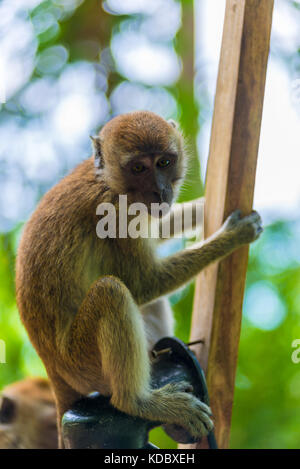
[157,158,171,168]
[132,163,146,174]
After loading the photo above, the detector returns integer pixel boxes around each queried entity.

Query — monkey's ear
[90,136,104,170]
[168,119,179,129]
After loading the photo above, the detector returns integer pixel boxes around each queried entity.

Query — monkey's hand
[221,209,263,246]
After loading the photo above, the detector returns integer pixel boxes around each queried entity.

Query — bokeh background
[0,0,300,449]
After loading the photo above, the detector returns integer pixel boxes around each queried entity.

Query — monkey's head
[0,378,57,449]
[91,111,187,214]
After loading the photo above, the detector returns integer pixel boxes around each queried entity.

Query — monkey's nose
[152,191,162,203]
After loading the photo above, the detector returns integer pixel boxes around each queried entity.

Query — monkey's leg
[61,276,213,439]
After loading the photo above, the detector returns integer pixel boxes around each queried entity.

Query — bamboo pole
[184,0,274,449]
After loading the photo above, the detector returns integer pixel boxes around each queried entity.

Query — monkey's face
[97,111,186,216]
[122,151,180,211]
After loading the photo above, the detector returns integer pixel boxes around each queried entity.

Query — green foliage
[230,221,300,449]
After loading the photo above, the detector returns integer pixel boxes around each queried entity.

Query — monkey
[16,111,263,448]
[0,378,57,449]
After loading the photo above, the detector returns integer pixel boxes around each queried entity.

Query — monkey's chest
[86,240,151,295]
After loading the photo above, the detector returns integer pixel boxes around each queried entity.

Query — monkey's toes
[228,209,242,224]
[182,398,214,437]
[156,381,213,415]
[164,381,194,394]
[223,209,242,231]
[241,210,263,241]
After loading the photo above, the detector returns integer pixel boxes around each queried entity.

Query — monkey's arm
[136,210,262,305]
[158,197,205,241]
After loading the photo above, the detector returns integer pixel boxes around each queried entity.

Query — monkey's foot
[145,381,214,440]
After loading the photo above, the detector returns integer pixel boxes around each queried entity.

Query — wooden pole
[184,0,274,449]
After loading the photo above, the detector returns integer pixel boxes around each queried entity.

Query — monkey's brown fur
[16,111,262,447]
[0,378,57,449]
